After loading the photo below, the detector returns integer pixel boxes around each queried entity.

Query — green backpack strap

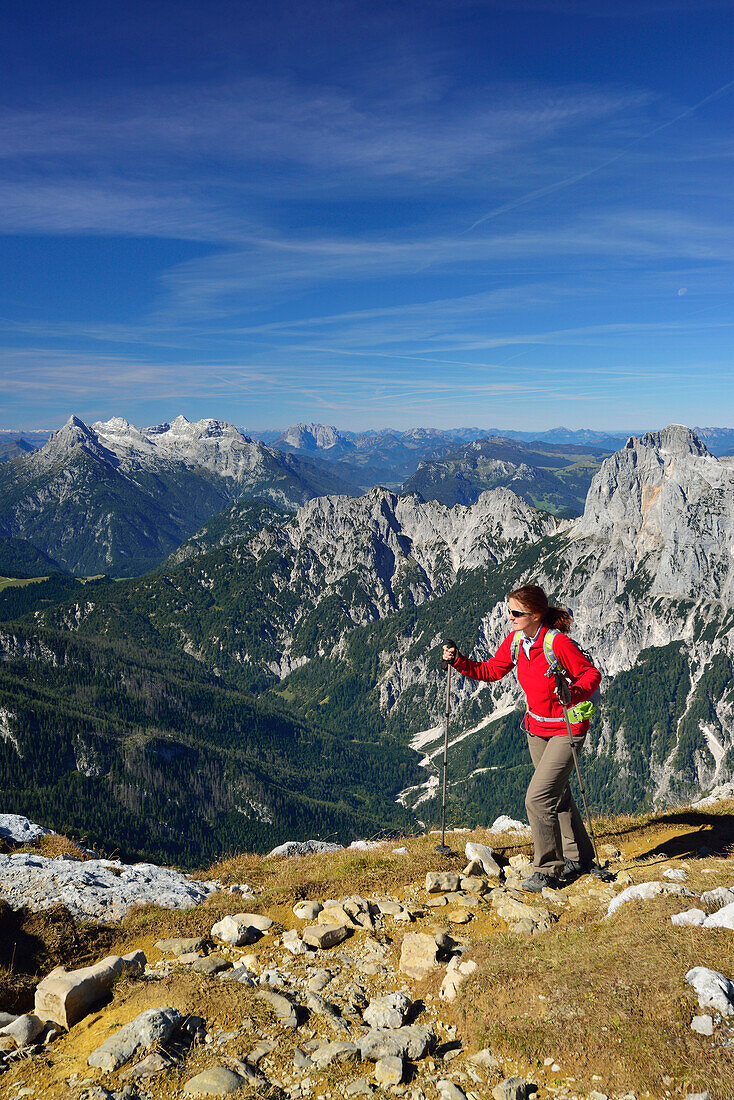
[510,630,523,665]
[543,627,561,673]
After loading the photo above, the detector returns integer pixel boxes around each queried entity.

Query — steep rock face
[274,487,559,595]
[556,426,734,657]
[35,485,557,691]
[576,425,730,597]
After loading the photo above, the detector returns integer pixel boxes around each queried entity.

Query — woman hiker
[442,584,601,894]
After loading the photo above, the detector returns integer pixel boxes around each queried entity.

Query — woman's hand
[553,672,573,706]
[442,643,457,665]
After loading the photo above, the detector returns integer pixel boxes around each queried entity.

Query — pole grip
[441,638,457,672]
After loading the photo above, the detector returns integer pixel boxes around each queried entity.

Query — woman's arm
[450,634,515,683]
[553,634,601,704]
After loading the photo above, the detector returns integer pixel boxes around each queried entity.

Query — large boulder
[88,1007,182,1070]
[35,951,146,1029]
[210,913,272,946]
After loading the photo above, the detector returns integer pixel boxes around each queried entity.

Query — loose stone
[256,990,299,1029]
[305,991,349,1034]
[447,909,473,924]
[459,876,489,895]
[492,1078,532,1100]
[246,1038,276,1064]
[310,1040,359,1066]
[686,966,734,1016]
[191,956,232,975]
[399,933,438,979]
[0,1013,45,1047]
[346,1079,375,1096]
[302,924,350,949]
[363,992,412,1029]
[307,968,333,992]
[464,842,502,877]
[118,1051,171,1080]
[426,872,461,894]
[468,1048,501,1070]
[282,929,310,955]
[437,1081,468,1100]
[293,900,322,920]
[690,1015,714,1036]
[154,937,206,955]
[375,1055,405,1085]
[211,913,273,946]
[218,965,257,986]
[183,1066,247,1095]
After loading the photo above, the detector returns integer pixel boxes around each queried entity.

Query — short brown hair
[507,584,573,633]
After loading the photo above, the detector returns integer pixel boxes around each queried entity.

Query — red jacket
[452,626,601,736]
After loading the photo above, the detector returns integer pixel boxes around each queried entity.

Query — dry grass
[0,901,115,1013]
[458,896,734,1099]
[33,833,93,861]
[3,804,734,1099]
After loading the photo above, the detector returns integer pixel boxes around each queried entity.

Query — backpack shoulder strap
[510,630,523,665]
[543,628,562,673]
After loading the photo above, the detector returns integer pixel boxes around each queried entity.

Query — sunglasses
[509,609,530,618]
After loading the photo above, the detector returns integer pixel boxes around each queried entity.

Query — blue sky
[1,0,732,432]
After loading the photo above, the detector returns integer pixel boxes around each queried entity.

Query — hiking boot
[520,871,559,894]
[562,859,615,884]
[561,858,592,884]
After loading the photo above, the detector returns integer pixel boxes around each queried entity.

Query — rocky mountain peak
[277,484,559,605]
[565,423,734,615]
[93,417,133,434]
[626,424,712,458]
[282,423,344,450]
[36,415,112,466]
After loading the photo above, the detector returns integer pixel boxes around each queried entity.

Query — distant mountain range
[0,415,359,576]
[254,422,734,461]
[1,415,731,580]
[401,437,609,515]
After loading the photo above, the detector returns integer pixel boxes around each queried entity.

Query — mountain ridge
[0,415,360,577]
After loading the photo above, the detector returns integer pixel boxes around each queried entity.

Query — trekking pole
[552,669,609,876]
[435,641,456,856]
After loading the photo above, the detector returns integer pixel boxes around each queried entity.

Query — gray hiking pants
[525,731,595,879]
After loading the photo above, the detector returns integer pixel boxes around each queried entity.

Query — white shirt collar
[522,625,543,656]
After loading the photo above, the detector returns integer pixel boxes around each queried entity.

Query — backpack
[510,627,601,724]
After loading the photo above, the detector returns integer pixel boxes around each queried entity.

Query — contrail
[464,78,734,233]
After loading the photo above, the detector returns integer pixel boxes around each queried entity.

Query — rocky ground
[1,809,733,1100]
